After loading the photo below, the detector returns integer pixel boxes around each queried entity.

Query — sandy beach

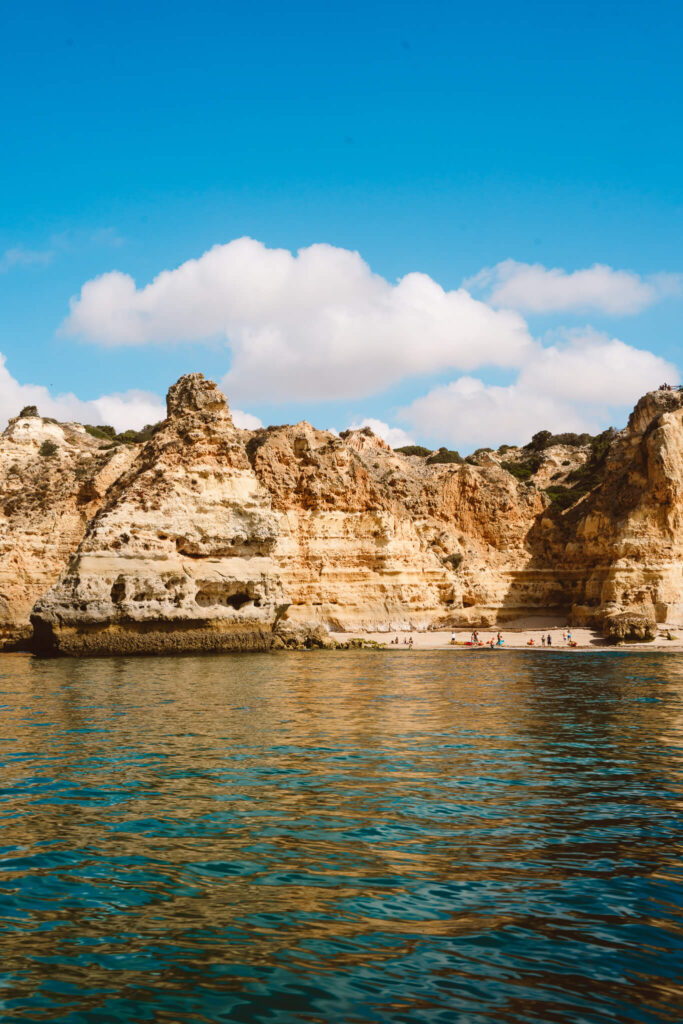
[331,623,683,652]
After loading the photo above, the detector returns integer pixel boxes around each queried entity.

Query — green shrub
[443,553,464,569]
[85,424,116,440]
[544,486,584,510]
[543,428,616,510]
[498,444,514,453]
[133,422,162,442]
[39,440,58,457]
[524,429,594,451]
[340,426,373,439]
[501,452,543,481]
[589,427,616,462]
[525,429,553,452]
[19,405,39,418]
[85,421,163,445]
[396,445,432,457]
[502,460,532,480]
[426,447,463,465]
[550,431,593,447]
[565,428,615,488]
[115,430,142,445]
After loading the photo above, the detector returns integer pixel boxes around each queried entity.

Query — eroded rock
[603,612,657,643]
[31,375,287,655]
[0,375,678,655]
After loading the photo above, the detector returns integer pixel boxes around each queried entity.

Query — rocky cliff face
[0,413,136,647]
[31,376,286,655]
[0,374,680,654]
[568,389,683,630]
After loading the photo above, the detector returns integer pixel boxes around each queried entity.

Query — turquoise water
[0,650,682,1023]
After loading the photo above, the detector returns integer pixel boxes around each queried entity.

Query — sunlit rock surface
[32,376,286,655]
[0,373,679,654]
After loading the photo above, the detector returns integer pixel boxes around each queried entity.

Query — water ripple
[0,650,681,1022]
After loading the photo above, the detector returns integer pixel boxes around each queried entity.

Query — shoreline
[330,625,683,653]
[1,623,681,658]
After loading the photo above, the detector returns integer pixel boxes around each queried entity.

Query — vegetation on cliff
[84,422,162,446]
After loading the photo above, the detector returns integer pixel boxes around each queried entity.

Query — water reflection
[0,651,682,1022]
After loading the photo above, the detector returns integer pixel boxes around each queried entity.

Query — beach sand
[331,623,683,652]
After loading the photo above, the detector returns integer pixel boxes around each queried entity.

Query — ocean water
[0,650,682,1024]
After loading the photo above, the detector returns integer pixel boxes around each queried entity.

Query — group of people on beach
[394,628,579,649]
[445,627,578,648]
[450,630,504,647]
[527,628,576,648]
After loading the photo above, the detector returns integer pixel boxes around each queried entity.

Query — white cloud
[62,237,533,403]
[466,259,682,315]
[0,354,165,433]
[402,331,679,449]
[84,391,166,432]
[348,417,414,449]
[0,246,53,273]
[231,408,262,430]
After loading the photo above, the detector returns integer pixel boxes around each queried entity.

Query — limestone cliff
[0,373,680,655]
[568,389,683,629]
[0,412,136,647]
[31,376,286,655]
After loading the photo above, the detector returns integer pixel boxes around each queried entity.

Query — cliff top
[4,376,679,466]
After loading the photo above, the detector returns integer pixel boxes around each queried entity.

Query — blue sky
[1,0,682,449]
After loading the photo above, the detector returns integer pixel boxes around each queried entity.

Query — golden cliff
[0,373,676,654]
[31,376,286,655]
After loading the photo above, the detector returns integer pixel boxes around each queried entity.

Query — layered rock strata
[0,373,680,655]
[0,412,136,647]
[31,376,286,655]
[566,390,683,630]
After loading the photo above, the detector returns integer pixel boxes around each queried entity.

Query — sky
[1,0,682,450]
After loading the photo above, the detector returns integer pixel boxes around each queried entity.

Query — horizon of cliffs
[0,372,681,655]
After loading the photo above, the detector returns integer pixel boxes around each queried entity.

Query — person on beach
[541,634,546,646]
[451,632,456,644]
[547,634,552,647]
[527,637,535,646]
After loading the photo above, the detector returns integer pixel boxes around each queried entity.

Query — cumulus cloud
[401,331,679,449]
[62,237,533,403]
[0,354,165,433]
[348,417,414,449]
[466,259,682,315]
